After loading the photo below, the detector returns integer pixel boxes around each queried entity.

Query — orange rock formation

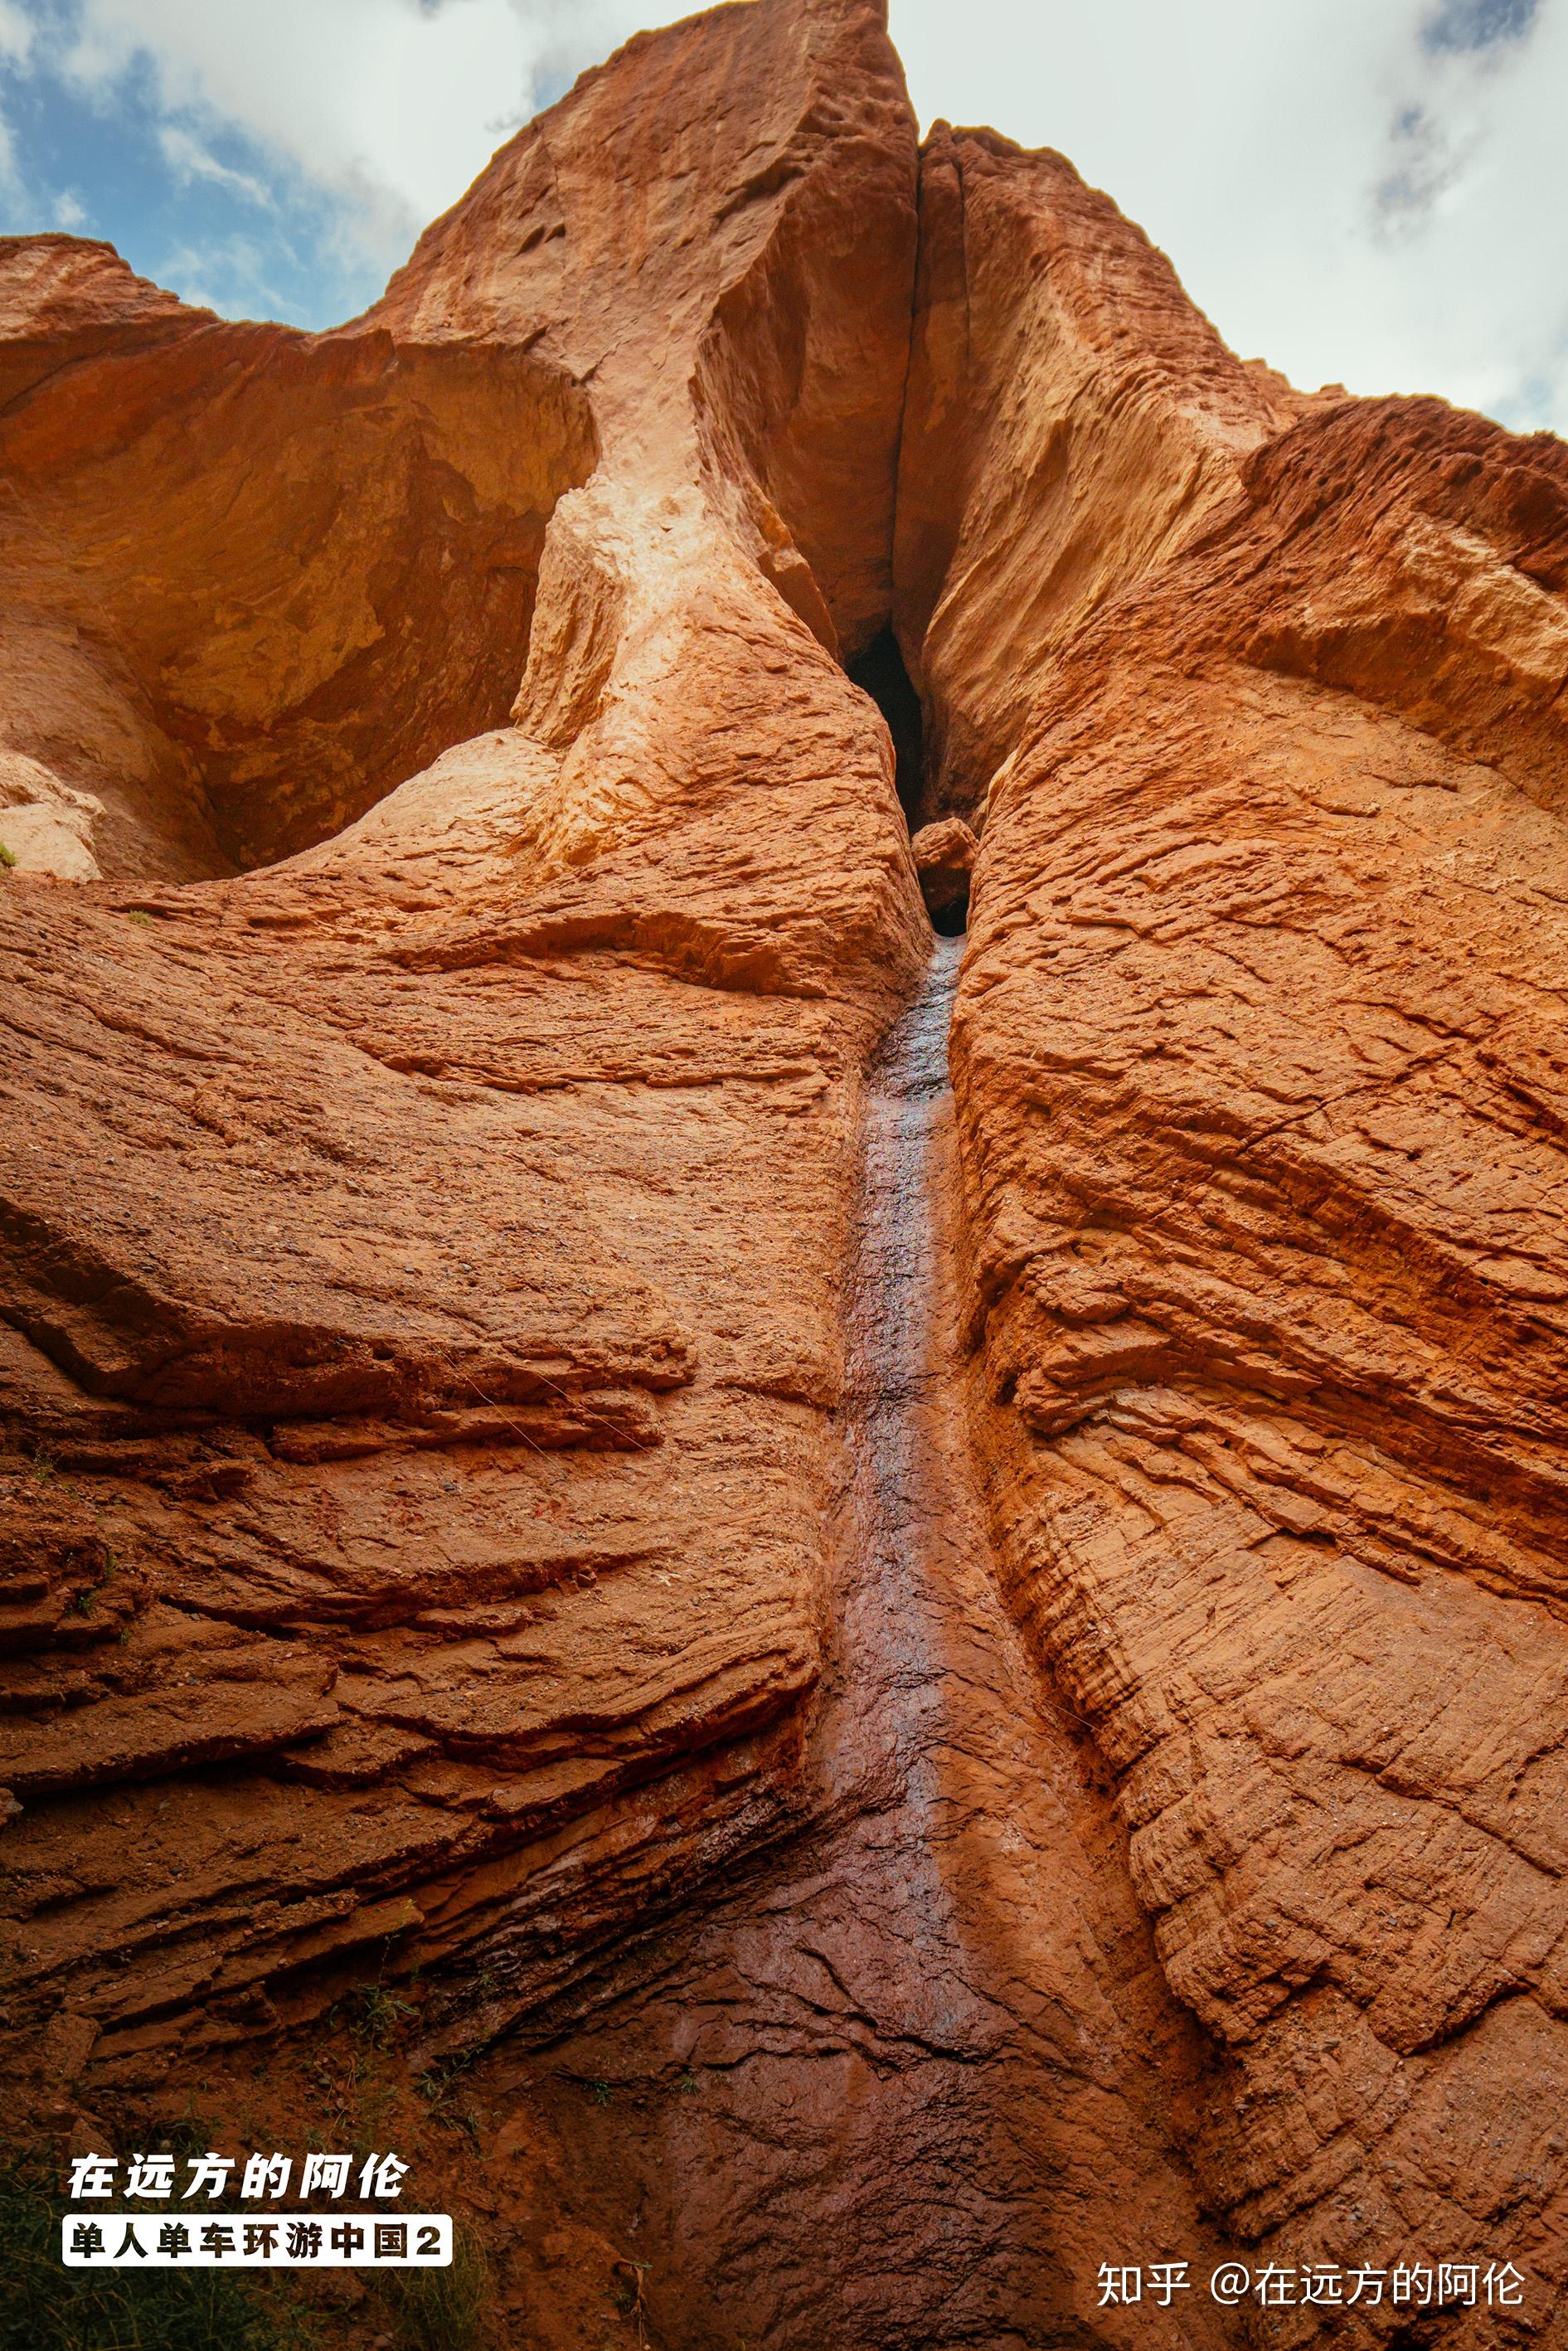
[3,0,1567,2342]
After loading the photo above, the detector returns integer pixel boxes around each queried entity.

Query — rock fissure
[2,0,1568,2341]
[485,934,1227,2345]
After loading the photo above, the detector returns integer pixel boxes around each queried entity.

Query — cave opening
[926,877,970,939]
[846,625,968,935]
[849,623,968,935]
[850,624,925,833]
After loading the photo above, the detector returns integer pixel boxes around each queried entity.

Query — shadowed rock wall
[0,0,927,2103]
[3,1,1568,2341]
[920,138,1568,2347]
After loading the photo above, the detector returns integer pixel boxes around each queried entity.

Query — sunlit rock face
[3,2,1568,2343]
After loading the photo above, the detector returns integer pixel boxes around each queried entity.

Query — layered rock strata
[2,0,1567,2343]
[0,0,926,2093]
[922,139,1568,2344]
[485,941,1229,2349]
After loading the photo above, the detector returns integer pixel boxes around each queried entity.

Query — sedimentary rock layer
[893,125,1303,822]
[0,0,926,2093]
[926,140,1568,2342]
[2,0,1568,2342]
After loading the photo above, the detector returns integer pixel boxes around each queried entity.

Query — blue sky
[0,0,623,326]
[0,0,1563,430]
[0,36,371,324]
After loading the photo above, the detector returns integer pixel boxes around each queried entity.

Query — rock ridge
[2,0,1567,2341]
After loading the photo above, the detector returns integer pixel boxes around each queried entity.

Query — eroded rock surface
[893,129,1303,823]
[910,813,977,932]
[0,0,927,2099]
[3,0,1568,2343]
[930,152,1568,2348]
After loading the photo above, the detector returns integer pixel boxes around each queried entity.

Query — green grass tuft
[0,2147,323,2351]
[344,1979,416,2052]
[372,2220,493,2351]
[0,841,16,869]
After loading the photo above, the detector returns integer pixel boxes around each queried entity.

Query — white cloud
[0,0,676,315]
[157,123,273,209]
[60,0,657,270]
[887,0,1568,432]
[156,230,289,319]
[0,0,33,202]
[0,0,32,65]
[51,187,87,229]
[155,121,268,208]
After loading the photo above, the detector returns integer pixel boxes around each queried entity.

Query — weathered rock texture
[930,145,1568,2349]
[893,128,1306,823]
[910,812,977,932]
[3,1,1568,2344]
[0,0,926,2091]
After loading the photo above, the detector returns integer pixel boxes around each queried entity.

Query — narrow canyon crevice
[3,0,1568,2342]
[437,179,1256,2325]
[849,624,928,833]
[476,942,1227,2349]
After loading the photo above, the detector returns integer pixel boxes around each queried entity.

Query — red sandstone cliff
[2,2,1566,2344]
[0,0,923,2077]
